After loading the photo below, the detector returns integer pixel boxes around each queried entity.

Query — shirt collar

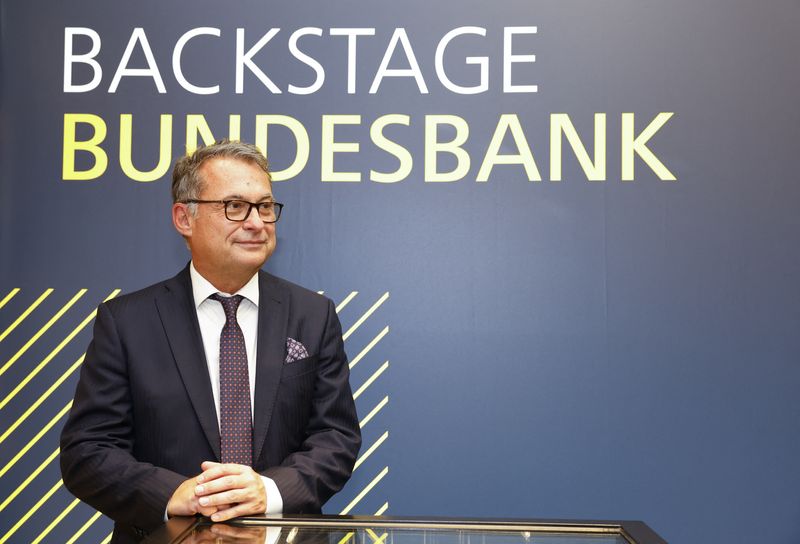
[189,261,260,309]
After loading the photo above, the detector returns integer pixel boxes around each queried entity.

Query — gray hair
[171,139,270,204]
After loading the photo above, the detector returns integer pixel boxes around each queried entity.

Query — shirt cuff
[261,475,283,514]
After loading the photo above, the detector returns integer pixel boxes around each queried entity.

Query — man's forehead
[199,157,272,191]
[200,155,269,176]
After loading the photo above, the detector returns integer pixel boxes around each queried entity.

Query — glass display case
[143,514,666,544]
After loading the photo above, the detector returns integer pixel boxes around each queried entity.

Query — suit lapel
[253,271,288,463]
[155,266,221,460]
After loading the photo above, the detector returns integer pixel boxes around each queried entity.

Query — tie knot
[210,293,244,319]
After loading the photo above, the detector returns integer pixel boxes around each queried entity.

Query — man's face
[180,156,276,281]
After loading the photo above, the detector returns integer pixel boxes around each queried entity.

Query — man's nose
[242,205,263,228]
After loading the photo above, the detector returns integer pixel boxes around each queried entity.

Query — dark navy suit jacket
[60,266,361,541]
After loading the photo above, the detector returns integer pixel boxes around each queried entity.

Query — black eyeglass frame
[181,199,284,223]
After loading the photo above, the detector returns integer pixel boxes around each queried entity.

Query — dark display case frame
[144,514,667,544]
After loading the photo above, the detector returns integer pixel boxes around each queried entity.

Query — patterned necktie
[210,293,252,465]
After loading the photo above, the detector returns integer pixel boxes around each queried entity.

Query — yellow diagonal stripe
[32,496,80,544]
[354,431,388,471]
[334,482,389,544]
[0,354,84,445]
[366,529,387,544]
[336,291,358,313]
[0,401,71,480]
[0,288,53,345]
[0,288,21,310]
[66,511,103,544]
[353,361,389,400]
[359,396,388,429]
[0,288,84,376]
[0,478,62,544]
[0,288,120,411]
[349,327,389,370]
[101,532,113,544]
[339,466,388,515]
[343,292,389,340]
[0,447,59,512]
[336,482,390,543]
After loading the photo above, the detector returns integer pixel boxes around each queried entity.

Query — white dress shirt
[189,262,283,515]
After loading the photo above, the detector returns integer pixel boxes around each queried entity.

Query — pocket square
[285,337,310,363]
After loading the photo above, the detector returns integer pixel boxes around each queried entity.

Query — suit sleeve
[60,302,185,531]
[262,298,362,513]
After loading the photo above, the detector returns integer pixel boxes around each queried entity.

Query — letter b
[63,114,108,180]
[64,28,102,93]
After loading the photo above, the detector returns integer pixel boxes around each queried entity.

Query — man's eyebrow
[223,194,274,202]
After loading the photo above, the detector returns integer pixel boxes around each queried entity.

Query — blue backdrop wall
[1,1,799,542]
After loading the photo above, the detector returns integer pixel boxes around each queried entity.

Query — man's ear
[172,203,193,238]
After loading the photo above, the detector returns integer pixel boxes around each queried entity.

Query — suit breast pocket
[280,354,318,380]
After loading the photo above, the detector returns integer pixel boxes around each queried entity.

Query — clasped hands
[167,461,266,522]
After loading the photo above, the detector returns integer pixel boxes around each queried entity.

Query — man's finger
[168,477,221,518]
[202,461,242,473]
[197,461,244,483]
[209,502,243,522]
[195,474,245,497]
[209,500,267,522]
[197,486,245,507]
[199,502,231,517]
[195,502,219,518]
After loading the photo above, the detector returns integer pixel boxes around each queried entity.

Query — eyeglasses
[182,200,284,223]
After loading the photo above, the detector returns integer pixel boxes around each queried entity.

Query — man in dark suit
[60,140,361,541]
